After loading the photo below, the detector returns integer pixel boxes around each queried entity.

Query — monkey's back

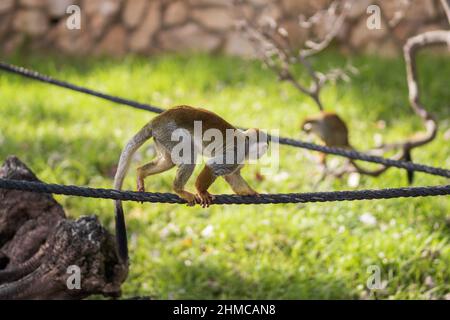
[151,105,235,134]
[321,113,350,147]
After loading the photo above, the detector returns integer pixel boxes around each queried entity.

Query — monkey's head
[301,118,321,135]
[301,113,350,147]
[244,128,270,160]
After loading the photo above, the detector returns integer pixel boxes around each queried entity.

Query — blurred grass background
[0,52,449,299]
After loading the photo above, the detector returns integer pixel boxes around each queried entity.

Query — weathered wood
[0,156,128,299]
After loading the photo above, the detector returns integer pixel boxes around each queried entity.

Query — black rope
[273,136,450,178]
[0,62,164,114]
[0,178,448,204]
[1,61,450,179]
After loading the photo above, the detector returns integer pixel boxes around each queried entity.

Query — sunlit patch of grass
[0,52,448,299]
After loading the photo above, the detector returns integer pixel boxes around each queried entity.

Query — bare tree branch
[234,0,448,182]
[232,0,354,112]
[348,30,450,180]
[403,30,449,145]
[441,0,450,24]
[385,0,412,28]
[300,1,350,57]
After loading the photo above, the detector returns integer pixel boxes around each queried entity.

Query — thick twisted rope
[270,136,450,178]
[0,178,448,204]
[1,62,450,179]
[0,62,164,114]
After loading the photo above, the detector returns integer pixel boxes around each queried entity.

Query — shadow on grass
[133,261,356,300]
[0,131,121,181]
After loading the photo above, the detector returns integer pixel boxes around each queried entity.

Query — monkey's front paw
[195,192,215,208]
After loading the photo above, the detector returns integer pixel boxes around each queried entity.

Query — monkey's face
[245,128,269,160]
[301,120,315,134]
[302,119,331,145]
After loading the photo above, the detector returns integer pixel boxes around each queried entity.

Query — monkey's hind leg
[173,164,197,206]
[136,156,175,193]
[318,152,328,169]
[224,170,258,196]
[313,152,329,184]
[194,165,217,208]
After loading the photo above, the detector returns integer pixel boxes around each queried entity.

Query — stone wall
[0,0,448,57]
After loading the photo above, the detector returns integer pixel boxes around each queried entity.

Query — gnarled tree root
[0,156,128,299]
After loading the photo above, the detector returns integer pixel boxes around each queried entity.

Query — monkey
[301,111,350,167]
[113,105,269,263]
[301,111,414,183]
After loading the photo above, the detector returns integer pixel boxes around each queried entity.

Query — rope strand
[0,178,448,205]
[0,62,164,114]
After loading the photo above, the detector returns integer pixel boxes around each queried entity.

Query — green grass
[0,52,449,299]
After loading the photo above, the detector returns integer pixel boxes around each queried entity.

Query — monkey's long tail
[113,123,153,264]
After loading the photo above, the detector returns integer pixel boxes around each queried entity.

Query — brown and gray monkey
[301,111,351,167]
[302,112,374,176]
[113,105,269,263]
[301,112,414,182]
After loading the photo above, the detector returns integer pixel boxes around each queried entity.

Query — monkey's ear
[244,128,257,134]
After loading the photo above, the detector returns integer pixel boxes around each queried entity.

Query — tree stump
[0,156,128,299]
